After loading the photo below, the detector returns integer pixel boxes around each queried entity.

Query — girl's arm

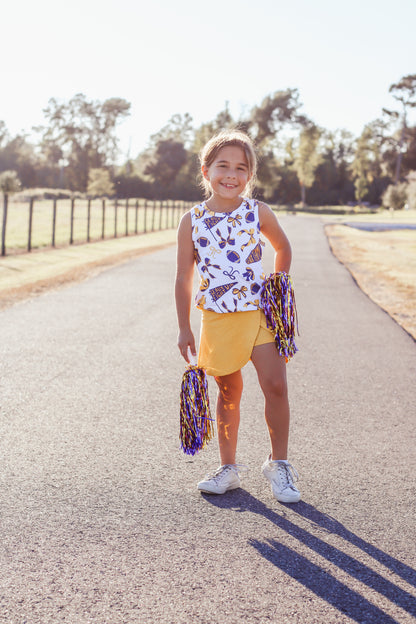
[258,202,292,273]
[175,212,196,362]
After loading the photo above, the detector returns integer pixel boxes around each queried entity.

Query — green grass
[2,198,189,253]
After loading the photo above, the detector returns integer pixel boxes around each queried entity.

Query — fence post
[144,200,147,233]
[135,199,138,234]
[87,198,91,242]
[114,198,118,238]
[151,200,156,232]
[1,193,8,256]
[125,198,129,236]
[102,199,106,239]
[70,198,75,245]
[28,197,34,252]
[52,198,57,247]
[159,200,163,231]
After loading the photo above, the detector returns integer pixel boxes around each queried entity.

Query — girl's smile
[202,145,252,210]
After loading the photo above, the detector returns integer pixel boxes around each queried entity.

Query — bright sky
[2,0,415,162]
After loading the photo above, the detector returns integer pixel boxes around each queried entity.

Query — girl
[175,129,300,503]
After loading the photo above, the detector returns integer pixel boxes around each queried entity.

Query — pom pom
[180,365,214,455]
[260,272,299,361]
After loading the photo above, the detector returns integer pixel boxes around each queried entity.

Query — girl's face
[202,145,251,201]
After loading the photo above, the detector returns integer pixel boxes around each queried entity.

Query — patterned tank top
[191,198,266,313]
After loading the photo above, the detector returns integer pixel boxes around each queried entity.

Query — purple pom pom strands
[260,272,299,361]
[179,358,213,456]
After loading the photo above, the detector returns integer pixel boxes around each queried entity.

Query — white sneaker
[262,456,301,503]
[197,464,243,494]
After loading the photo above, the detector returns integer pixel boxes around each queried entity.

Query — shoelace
[207,463,249,483]
[273,461,299,489]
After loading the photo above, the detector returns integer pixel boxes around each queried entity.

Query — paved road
[0,216,415,624]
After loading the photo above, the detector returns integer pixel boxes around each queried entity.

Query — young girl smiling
[175,129,300,503]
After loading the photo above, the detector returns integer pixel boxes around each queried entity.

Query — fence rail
[1,195,193,256]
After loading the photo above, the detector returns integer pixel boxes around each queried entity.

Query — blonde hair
[199,129,257,198]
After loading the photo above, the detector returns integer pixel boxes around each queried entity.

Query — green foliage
[144,140,187,190]
[0,170,21,193]
[382,182,408,210]
[351,122,385,203]
[114,174,152,199]
[87,169,115,197]
[249,89,304,145]
[37,93,131,191]
[292,125,323,205]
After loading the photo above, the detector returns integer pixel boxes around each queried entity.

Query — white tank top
[191,198,266,313]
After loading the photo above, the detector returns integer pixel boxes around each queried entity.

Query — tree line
[1,75,415,209]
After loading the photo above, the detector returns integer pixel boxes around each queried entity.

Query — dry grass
[325,224,416,340]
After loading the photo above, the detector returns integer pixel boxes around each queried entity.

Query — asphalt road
[0,215,415,624]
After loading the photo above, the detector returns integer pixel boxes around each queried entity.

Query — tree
[38,94,131,191]
[144,139,188,195]
[351,122,386,204]
[292,124,323,206]
[249,89,306,146]
[87,168,115,197]
[383,74,416,183]
[307,129,355,205]
[136,113,195,198]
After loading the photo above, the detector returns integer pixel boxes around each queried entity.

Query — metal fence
[1,195,193,256]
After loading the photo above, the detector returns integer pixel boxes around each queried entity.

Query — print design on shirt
[203,215,226,241]
[227,214,243,227]
[192,200,264,312]
[217,226,236,249]
[209,282,238,311]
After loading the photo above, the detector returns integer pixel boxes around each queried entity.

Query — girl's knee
[215,373,243,403]
[261,374,288,399]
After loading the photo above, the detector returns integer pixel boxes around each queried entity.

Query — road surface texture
[0,215,415,624]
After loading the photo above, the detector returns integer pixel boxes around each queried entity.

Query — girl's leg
[214,370,243,465]
[251,343,289,460]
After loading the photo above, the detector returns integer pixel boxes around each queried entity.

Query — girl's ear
[201,165,210,180]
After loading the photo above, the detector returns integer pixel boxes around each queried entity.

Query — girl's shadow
[202,489,416,624]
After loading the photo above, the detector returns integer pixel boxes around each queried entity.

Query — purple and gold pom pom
[180,364,213,455]
[260,272,299,361]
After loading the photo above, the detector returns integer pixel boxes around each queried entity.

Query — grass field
[2,198,188,253]
[325,212,416,340]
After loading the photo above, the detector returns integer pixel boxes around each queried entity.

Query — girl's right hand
[177,329,196,363]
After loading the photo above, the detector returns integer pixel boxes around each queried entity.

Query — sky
[1,0,415,162]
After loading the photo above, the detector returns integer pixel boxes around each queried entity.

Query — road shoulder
[0,230,177,310]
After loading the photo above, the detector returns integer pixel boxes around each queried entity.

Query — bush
[0,170,21,193]
[382,183,408,211]
[406,172,416,210]
[87,169,115,198]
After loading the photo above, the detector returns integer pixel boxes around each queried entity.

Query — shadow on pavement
[202,490,415,624]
